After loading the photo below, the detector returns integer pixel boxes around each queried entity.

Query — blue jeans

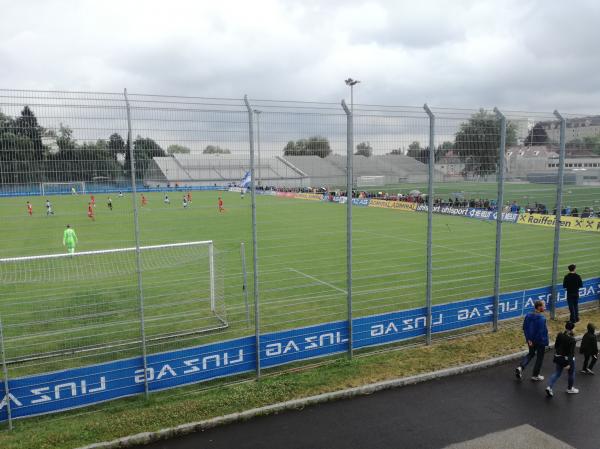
[548,357,575,389]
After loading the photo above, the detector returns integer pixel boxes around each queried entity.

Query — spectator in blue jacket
[515,300,549,381]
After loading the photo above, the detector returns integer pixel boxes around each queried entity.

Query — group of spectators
[516,265,597,398]
[254,185,599,218]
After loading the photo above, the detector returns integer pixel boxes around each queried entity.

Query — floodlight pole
[492,108,506,332]
[342,98,353,358]
[345,78,360,115]
[343,78,359,357]
[550,110,566,320]
[423,104,435,345]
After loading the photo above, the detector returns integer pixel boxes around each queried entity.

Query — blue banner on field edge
[415,204,519,223]
[0,336,255,420]
[331,196,370,207]
[260,321,349,368]
[1,278,598,421]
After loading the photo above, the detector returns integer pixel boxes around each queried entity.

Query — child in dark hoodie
[580,323,598,374]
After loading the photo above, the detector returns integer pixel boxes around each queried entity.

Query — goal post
[0,240,226,365]
[356,175,385,187]
[40,181,86,195]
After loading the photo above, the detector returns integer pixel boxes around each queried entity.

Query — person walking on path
[563,264,583,323]
[516,300,549,381]
[546,321,579,397]
[580,322,598,375]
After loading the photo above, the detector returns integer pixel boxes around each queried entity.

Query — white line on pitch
[287,267,347,294]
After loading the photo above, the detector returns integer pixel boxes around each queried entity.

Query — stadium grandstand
[147,153,436,187]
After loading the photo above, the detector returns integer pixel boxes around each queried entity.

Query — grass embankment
[1,307,598,449]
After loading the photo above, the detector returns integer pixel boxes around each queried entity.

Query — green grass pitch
[0,184,599,376]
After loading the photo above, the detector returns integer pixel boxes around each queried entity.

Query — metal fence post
[423,104,435,345]
[124,88,150,398]
[0,315,12,430]
[243,95,261,378]
[492,108,506,332]
[241,242,250,326]
[254,110,262,187]
[341,100,353,358]
[550,110,567,320]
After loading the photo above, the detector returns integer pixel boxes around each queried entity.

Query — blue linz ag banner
[2,278,598,421]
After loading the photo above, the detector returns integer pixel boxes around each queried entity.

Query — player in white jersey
[164,194,170,205]
[45,199,54,215]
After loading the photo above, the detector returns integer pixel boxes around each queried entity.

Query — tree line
[2,106,598,185]
[0,106,236,185]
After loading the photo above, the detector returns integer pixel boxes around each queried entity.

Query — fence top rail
[0,241,213,263]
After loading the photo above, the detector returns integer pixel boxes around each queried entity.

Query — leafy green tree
[583,136,600,155]
[56,124,76,150]
[439,141,454,150]
[408,141,421,151]
[0,107,46,184]
[124,136,166,179]
[203,145,230,154]
[454,109,517,175]
[283,136,331,158]
[567,136,600,155]
[108,133,126,156]
[14,106,44,157]
[168,144,192,155]
[407,141,427,163]
[95,139,108,150]
[524,123,549,146]
[355,141,373,157]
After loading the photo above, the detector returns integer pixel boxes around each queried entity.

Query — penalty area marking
[287,267,347,294]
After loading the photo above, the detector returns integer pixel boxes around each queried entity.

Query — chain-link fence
[1,89,599,427]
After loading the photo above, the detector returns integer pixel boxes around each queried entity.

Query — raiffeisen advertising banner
[518,213,600,233]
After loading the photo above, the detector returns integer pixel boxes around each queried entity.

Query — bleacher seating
[150,153,438,186]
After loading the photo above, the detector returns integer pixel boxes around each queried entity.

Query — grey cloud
[1,0,600,116]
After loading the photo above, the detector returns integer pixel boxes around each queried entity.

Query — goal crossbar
[0,240,217,313]
[1,240,226,365]
[40,181,86,195]
[0,241,214,263]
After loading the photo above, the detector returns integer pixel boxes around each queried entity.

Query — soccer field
[1,187,599,376]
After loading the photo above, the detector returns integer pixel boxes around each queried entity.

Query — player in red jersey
[141,194,148,207]
[87,202,95,221]
[90,194,96,207]
[218,196,224,213]
[186,191,192,203]
[26,201,33,216]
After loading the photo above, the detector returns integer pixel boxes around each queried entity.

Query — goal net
[357,175,385,187]
[40,181,86,195]
[0,241,226,367]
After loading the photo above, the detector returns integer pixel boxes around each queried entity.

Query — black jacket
[563,273,583,298]
[555,331,576,358]
[580,331,599,356]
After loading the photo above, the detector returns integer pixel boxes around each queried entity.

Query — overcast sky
[1,0,599,114]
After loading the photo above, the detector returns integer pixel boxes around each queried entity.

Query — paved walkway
[141,358,598,449]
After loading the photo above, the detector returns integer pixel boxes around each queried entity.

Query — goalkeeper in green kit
[63,224,78,254]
